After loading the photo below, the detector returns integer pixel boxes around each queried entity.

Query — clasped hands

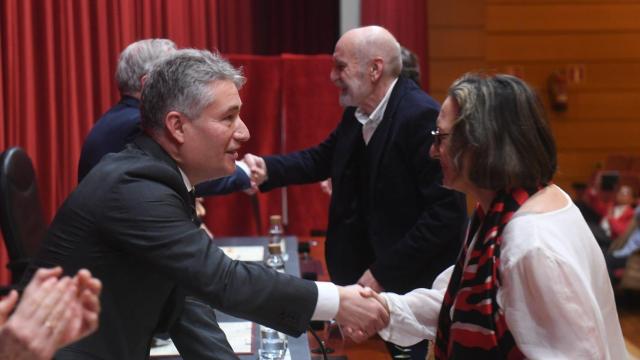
[335,284,389,343]
[241,154,267,195]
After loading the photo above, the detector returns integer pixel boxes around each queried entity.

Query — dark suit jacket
[261,78,468,294]
[77,96,250,196]
[27,135,317,360]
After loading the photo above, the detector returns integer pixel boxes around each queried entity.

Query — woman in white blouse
[351,74,626,359]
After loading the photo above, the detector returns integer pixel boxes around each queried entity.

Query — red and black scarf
[434,187,542,359]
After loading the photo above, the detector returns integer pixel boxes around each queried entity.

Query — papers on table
[221,321,253,354]
[220,245,265,261]
[149,339,179,357]
[150,321,254,357]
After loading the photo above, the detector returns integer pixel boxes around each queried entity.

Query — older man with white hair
[244,26,468,359]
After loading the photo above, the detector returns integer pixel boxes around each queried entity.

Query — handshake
[240,153,268,195]
[335,285,389,343]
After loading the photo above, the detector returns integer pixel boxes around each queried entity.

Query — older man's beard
[337,82,366,108]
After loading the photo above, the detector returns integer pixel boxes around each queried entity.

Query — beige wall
[427,0,640,197]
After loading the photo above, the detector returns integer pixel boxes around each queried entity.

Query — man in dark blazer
[24,49,389,359]
[244,26,468,359]
[77,39,260,195]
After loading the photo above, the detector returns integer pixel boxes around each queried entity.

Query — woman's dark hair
[447,73,557,190]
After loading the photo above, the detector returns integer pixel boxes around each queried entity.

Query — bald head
[330,26,402,111]
[340,26,402,79]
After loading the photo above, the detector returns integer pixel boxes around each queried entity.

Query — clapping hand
[335,285,389,343]
[0,267,101,360]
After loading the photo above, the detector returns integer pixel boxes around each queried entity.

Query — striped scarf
[434,187,541,359]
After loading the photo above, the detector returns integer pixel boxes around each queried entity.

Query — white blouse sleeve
[501,247,613,359]
[378,266,454,346]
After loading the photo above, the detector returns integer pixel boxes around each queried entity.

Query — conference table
[159,236,312,360]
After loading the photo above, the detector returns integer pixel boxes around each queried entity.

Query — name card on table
[150,321,253,357]
[220,246,265,261]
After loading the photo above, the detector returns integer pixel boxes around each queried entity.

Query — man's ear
[370,58,384,82]
[164,111,187,144]
[140,74,149,89]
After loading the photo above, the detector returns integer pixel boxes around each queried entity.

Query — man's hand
[0,267,102,360]
[357,269,384,293]
[64,269,102,346]
[0,289,19,326]
[242,154,268,189]
[335,285,389,343]
[343,287,390,343]
[319,179,332,196]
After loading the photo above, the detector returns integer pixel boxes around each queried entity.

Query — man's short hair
[447,73,557,190]
[400,46,420,86]
[140,49,245,132]
[115,39,177,96]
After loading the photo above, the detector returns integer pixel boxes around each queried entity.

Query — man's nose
[234,117,250,143]
[329,68,338,83]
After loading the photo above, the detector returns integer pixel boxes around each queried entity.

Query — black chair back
[0,147,47,284]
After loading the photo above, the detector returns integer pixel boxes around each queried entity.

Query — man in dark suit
[25,49,388,359]
[75,39,259,360]
[244,26,468,359]
[77,39,260,195]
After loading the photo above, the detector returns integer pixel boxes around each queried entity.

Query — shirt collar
[354,78,398,126]
[178,167,194,193]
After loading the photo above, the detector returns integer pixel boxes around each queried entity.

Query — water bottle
[258,325,287,360]
[268,215,288,261]
[265,243,285,273]
[260,231,287,359]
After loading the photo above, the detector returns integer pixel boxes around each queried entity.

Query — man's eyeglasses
[431,128,451,146]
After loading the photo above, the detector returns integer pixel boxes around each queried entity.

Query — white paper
[220,246,265,261]
[220,321,253,353]
[149,321,254,357]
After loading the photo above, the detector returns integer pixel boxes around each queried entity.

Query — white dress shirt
[179,168,340,321]
[379,186,627,359]
[355,78,398,145]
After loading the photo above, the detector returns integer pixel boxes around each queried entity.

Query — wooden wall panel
[486,33,640,62]
[428,0,485,27]
[429,29,486,59]
[547,91,640,122]
[494,62,640,91]
[429,60,489,91]
[487,4,640,32]
[428,0,640,191]
[551,121,640,150]
[488,0,640,4]
[556,150,608,178]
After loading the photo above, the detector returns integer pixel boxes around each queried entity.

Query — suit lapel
[333,109,363,191]
[366,79,407,198]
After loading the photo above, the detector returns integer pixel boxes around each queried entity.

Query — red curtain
[361,0,429,90]
[0,0,230,284]
[279,55,341,235]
